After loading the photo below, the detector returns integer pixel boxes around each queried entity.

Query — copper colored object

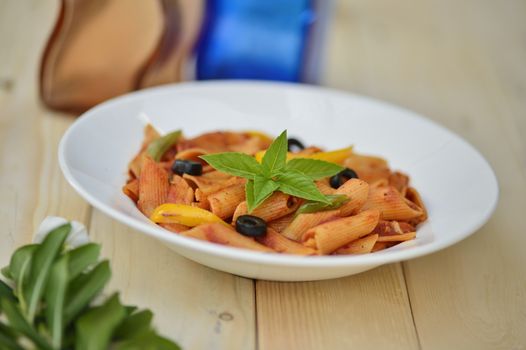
[40,0,203,113]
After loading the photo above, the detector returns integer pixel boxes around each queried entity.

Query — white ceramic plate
[59,81,498,281]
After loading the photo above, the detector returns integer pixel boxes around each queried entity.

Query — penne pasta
[122,179,139,202]
[333,234,379,255]
[377,231,416,242]
[128,125,162,177]
[128,151,146,178]
[181,223,275,252]
[232,192,301,223]
[405,187,428,225]
[175,148,209,163]
[302,209,380,254]
[208,183,246,219]
[343,154,390,184]
[371,241,392,252]
[315,179,335,195]
[281,209,340,242]
[335,178,369,216]
[167,175,194,205]
[362,186,424,221]
[389,171,409,196]
[138,156,169,217]
[268,213,295,233]
[183,171,239,194]
[256,228,316,255]
[370,178,389,189]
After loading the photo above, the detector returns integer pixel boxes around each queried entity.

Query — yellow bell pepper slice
[305,146,353,164]
[150,204,230,227]
[255,146,353,165]
[245,130,273,144]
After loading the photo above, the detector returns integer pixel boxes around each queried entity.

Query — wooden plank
[89,209,256,349]
[257,265,419,350]
[322,0,526,348]
[32,113,92,226]
[397,0,526,348]
[0,0,64,267]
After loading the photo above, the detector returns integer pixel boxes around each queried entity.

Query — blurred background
[40,0,332,112]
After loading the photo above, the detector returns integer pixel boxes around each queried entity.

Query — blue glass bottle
[196,0,317,82]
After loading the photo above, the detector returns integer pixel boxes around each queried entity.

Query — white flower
[33,216,90,249]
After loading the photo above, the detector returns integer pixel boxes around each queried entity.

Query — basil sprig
[0,225,180,350]
[295,194,350,216]
[200,130,344,212]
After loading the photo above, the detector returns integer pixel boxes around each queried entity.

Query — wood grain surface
[0,0,524,349]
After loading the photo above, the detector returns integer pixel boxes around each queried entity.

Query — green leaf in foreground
[25,223,71,322]
[261,130,288,176]
[0,322,23,350]
[0,280,15,305]
[45,255,69,349]
[248,175,279,213]
[75,293,126,350]
[8,244,37,313]
[296,194,350,216]
[1,267,11,280]
[147,130,182,162]
[200,152,261,179]
[1,298,51,350]
[65,243,101,281]
[277,170,331,204]
[64,260,111,324]
[114,330,181,350]
[114,309,153,340]
[286,158,343,180]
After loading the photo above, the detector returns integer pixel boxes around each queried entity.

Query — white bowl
[59,81,498,281]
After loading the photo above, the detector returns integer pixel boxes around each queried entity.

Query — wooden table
[1,1,525,349]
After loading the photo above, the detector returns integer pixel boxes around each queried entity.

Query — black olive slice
[287,138,305,152]
[329,168,359,188]
[172,159,203,176]
[235,215,267,237]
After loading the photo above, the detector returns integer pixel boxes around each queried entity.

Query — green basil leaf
[200,152,261,179]
[75,293,126,350]
[286,158,343,180]
[45,255,69,349]
[114,309,153,340]
[261,130,288,176]
[277,170,331,204]
[147,130,182,162]
[64,260,111,324]
[66,243,101,281]
[0,298,51,350]
[25,223,71,322]
[245,180,255,212]
[296,194,350,216]
[249,175,279,212]
[114,330,181,350]
[0,322,23,350]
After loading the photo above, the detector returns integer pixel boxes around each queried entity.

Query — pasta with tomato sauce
[123,126,427,256]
